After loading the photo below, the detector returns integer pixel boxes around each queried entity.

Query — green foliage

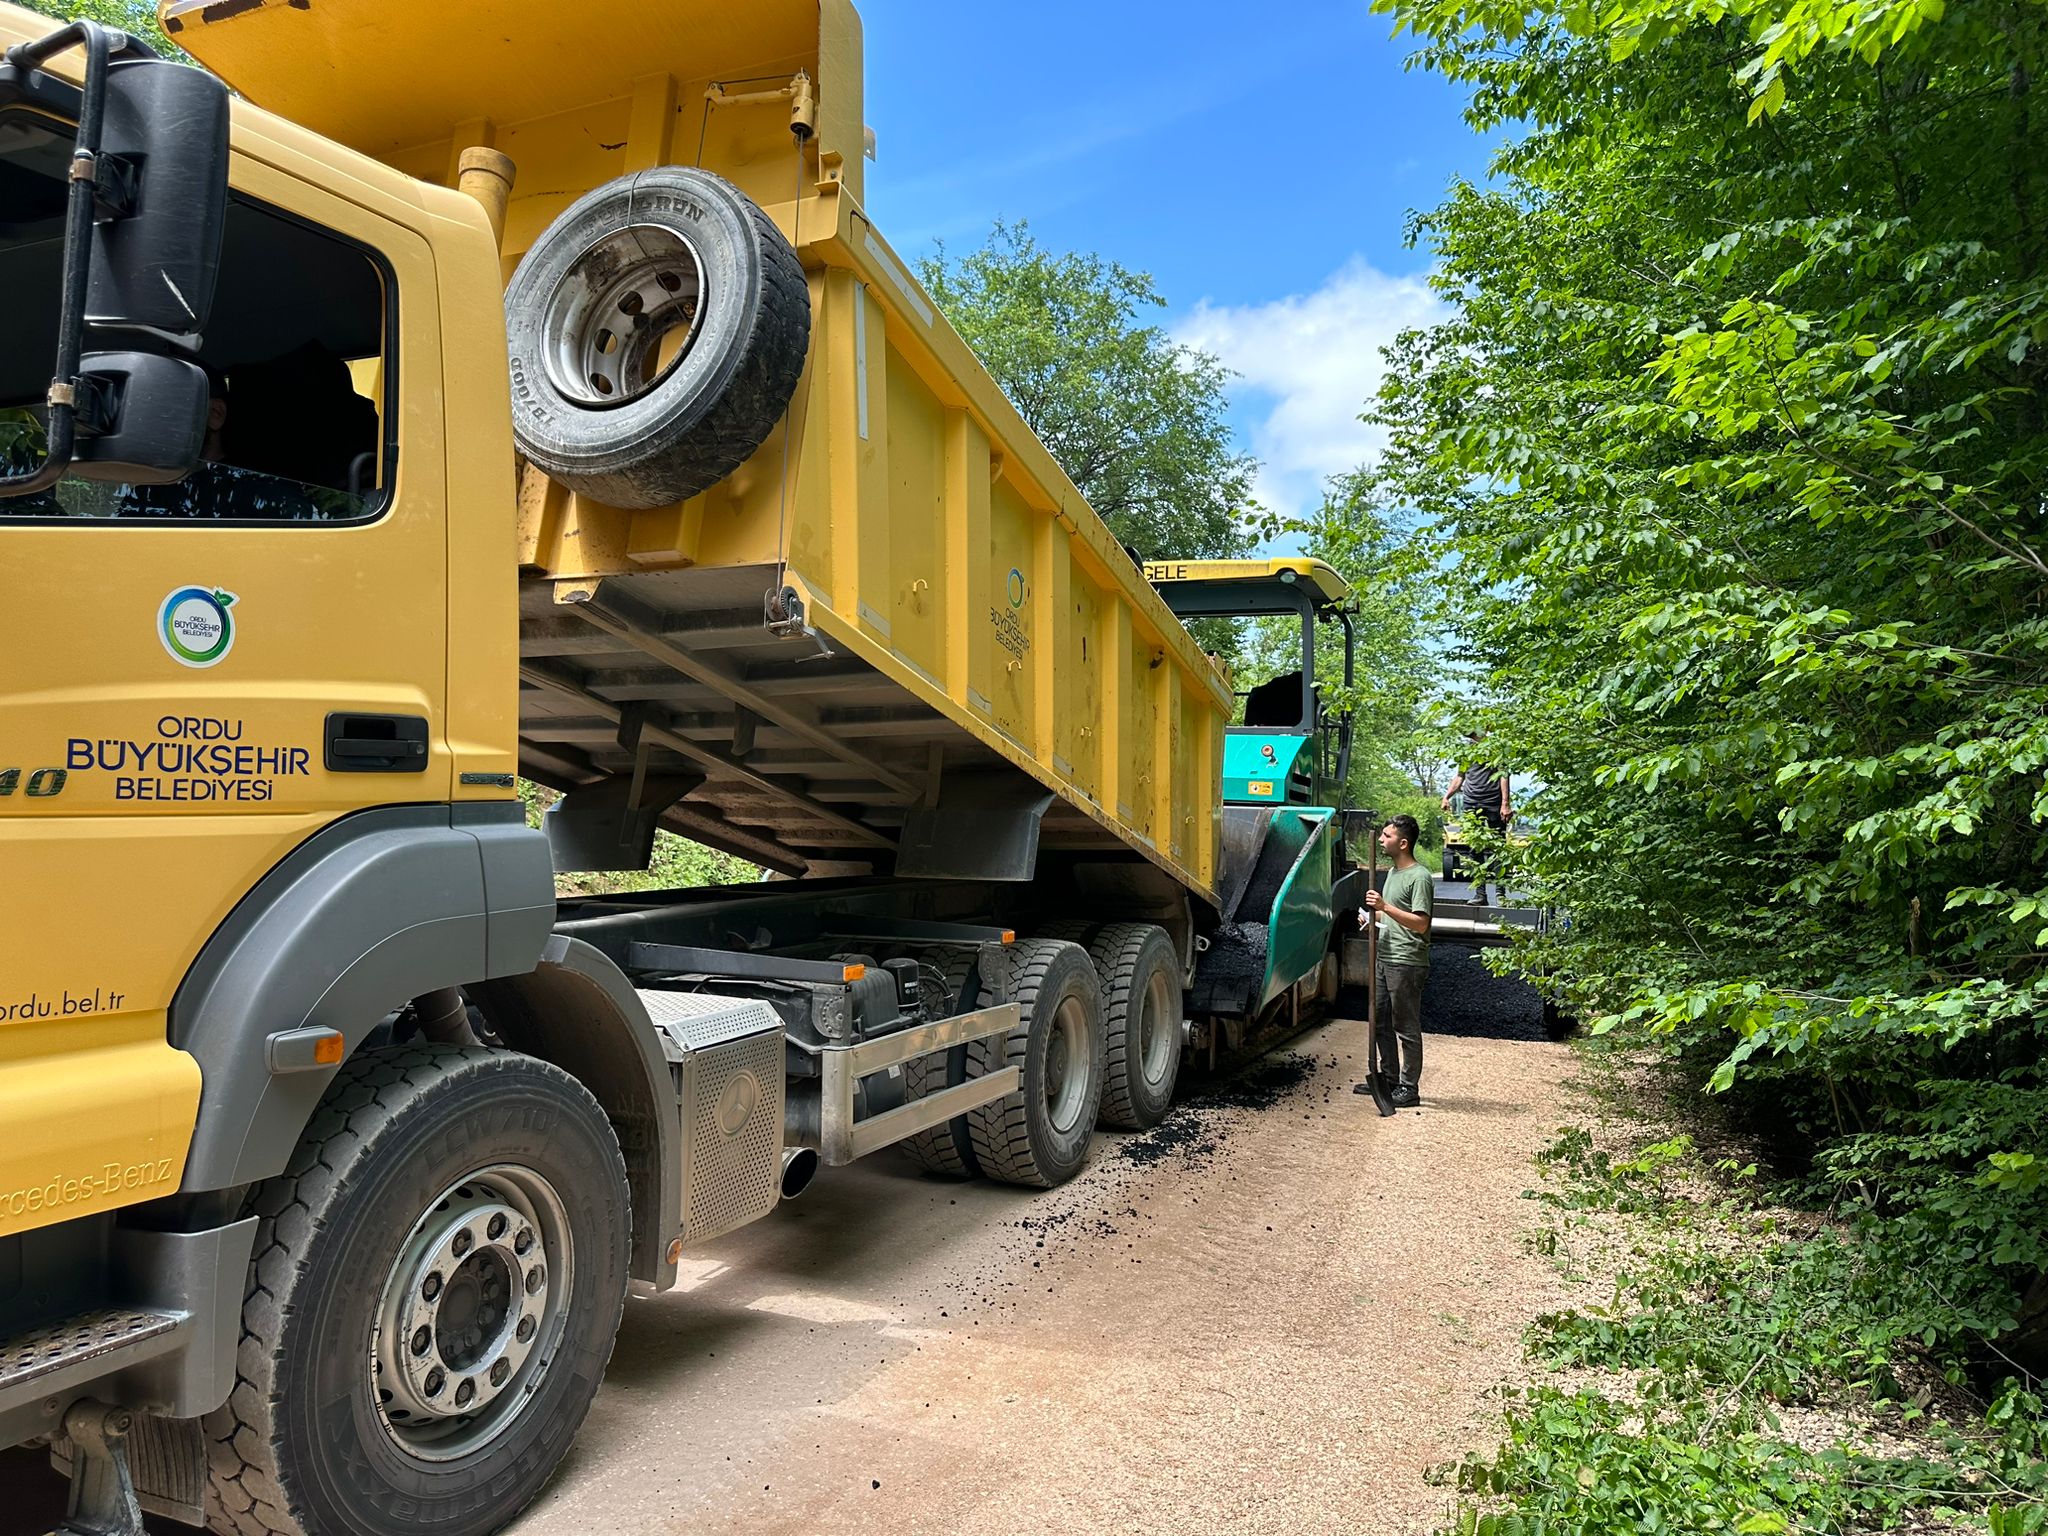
[1,408,43,473]
[515,780,756,896]
[1371,0,2048,1379]
[920,221,1256,562]
[1282,469,1448,830]
[9,0,180,58]
[1449,1120,2048,1535]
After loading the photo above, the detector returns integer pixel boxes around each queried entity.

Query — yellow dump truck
[0,2,1367,1530]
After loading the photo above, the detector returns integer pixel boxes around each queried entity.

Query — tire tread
[202,1045,625,1536]
[1082,922,1182,1130]
[965,940,1103,1188]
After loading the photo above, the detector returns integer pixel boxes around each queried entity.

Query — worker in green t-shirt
[1361,813,1434,1108]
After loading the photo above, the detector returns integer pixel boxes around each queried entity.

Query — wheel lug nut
[422,1273,442,1303]
[424,1368,445,1397]
[487,1213,508,1241]
[410,1326,431,1357]
[514,1228,535,1256]
[454,1378,476,1408]
[452,1229,473,1258]
[525,1266,546,1295]
[490,1360,511,1387]
[516,1316,536,1343]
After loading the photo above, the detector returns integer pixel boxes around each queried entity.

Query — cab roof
[1141,557,1350,609]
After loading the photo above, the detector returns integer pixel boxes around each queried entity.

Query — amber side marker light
[842,963,866,981]
[311,1033,345,1066]
[1000,929,1016,944]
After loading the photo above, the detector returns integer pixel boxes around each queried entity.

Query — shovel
[1355,820,1397,1116]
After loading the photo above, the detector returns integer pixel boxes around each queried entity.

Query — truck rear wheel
[1084,923,1183,1130]
[1035,921,1183,1130]
[966,939,1104,1187]
[898,946,982,1178]
[504,165,810,510]
[205,1045,629,1536]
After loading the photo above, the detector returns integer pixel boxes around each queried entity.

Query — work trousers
[1470,805,1508,904]
[1374,958,1427,1092]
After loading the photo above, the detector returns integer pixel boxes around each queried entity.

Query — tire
[1542,997,1579,1040]
[966,939,1105,1188]
[504,166,810,510]
[898,947,983,1178]
[1039,923,1182,1130]
[205,1045,630,1536]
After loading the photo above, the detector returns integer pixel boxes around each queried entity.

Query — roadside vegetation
[1350,0,2048,1526]
[516,780,756,896]
[1451,1046,2048,1534]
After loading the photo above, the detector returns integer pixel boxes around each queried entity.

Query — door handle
[324,712,429,773]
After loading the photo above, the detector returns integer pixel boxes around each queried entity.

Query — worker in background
[1443,735,1511,905]
[1362,813,1432,1108]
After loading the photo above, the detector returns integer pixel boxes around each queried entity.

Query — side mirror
[69,350,209,483]
[0,22,228,499]
[89,57,229,335]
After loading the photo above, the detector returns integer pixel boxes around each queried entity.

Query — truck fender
[170,805,555,1193]
[468,936,683,1289]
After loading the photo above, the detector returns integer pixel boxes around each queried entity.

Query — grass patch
[1440,1055,2048,1536]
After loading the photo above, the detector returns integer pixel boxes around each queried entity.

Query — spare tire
[504,166,810,510]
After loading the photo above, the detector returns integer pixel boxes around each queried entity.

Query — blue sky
[859,0,1491,534]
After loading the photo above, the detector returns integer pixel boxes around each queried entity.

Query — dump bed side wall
[167,0,1231,899]
[498,178,1228,896]
[792,266,1221,889]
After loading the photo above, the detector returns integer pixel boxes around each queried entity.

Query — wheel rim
[371,1164,575,1462]
[1043,995,1092,1135]
[1139,968,1176,1090]
[541,224,707,408]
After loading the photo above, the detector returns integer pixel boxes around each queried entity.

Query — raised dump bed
[171,0,1230,896]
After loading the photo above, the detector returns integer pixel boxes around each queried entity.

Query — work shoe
[1390,1086,1420,1108]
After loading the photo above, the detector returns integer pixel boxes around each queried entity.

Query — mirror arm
[0,20,121,495]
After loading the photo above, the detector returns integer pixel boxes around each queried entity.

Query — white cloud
[1174,258,1447,530]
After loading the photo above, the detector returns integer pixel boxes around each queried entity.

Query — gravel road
[0,947,1572,1536]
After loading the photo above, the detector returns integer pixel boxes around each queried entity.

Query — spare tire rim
[541,224,707,408]
[1139,967,1176,1089]
[371,1163,575,1462]
[1043,994,1092,1135]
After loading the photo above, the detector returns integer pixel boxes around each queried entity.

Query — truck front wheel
[205,1045,629,1536]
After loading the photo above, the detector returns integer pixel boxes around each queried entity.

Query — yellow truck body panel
[167,0,1231,896]
[0,0,525,1234]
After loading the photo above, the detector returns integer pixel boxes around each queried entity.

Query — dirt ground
[0,946,1574,1536]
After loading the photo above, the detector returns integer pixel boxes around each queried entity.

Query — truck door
[0,123,449,1237]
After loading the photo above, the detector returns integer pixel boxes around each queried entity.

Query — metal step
[1,1309,183,1397]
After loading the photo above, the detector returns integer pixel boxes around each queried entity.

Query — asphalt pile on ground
[1116,1051,1318,1170]
[1419,943,1546,1041]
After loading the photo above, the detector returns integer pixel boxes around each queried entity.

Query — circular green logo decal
[1007,567,1026,608]
[159,586,238,668]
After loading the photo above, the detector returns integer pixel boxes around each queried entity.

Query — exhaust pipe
[779,1147,819,1200]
